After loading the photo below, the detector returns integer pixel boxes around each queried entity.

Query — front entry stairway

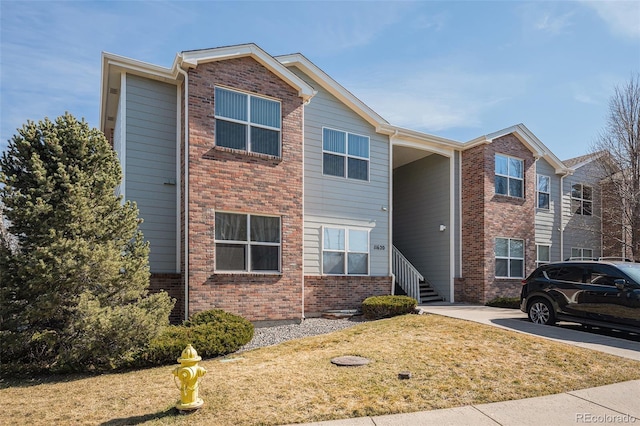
[392,245,444,304]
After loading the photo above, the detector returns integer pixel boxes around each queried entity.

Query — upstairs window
[214,87,281,157]
[215,212,281,272]
[571,183,592,216]
[495,154,523,198]
[537,244,550,266]
[571,247,593,260]
[537,175,550,209]
[322,227,369,275]
[495,237,524,278]
[323,128,369,181]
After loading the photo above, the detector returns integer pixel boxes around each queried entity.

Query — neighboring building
[99,43,612,323]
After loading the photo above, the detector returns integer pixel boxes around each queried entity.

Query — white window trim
[321,225,371,275]
[214,86,282,156]
[536,244,551,266]
[570,247,594,260]
[214,212,282,274]
[495,154,524,198]
[536,174,550,210]
[495,237,525,279]
[571,182,593,216]
[322,126,370,182]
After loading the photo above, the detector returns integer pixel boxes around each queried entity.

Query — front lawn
[2,314,639,425]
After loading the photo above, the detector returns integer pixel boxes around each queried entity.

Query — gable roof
[465,123,571,175]
[100,44,317,133]
[563,151,606,169]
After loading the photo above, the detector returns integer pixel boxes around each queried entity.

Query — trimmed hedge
[362,295,418,320]
[485,296,521,309]
[142,309,254,366]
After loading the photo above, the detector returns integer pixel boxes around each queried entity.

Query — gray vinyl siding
[562,161,602,259]
[290,66,390,276]
[534,159,562,262]
[125,74,178,273]
[393,154,451,300]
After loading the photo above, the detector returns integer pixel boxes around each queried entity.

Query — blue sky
[1,1,639,160]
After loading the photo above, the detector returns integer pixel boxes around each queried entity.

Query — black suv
[520,260,640,333]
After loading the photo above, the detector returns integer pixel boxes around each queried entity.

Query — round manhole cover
[330,356,370,367]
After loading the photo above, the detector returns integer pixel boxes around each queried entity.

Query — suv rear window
[544,266,583,282]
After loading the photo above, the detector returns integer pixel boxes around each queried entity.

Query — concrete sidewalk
[290,305,640,426]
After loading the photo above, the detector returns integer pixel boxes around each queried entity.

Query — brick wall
[460,135,536,303]
[183,56,304,322]
[149,273,183,324]
[304,276,392,316]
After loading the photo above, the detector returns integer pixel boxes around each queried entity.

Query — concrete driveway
[418,304,640,361]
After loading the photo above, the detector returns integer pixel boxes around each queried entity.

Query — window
[495,154,524,197]
[537,244,550,266]
[214,87,281,156]
[571,247,593,260]
[495,238,524,278]
[323,128,369,181]
[537,175,550,209]
[215,212,281,272]
[571,183,592,216]
[322,227,369,275]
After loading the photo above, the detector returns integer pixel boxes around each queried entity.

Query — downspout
[560,173,566,261]
[301,97,311,321]
[177,65,189,322]
[389,130,397,295]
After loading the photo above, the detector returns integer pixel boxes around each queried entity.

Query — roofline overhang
[464,123,572,175]
[178,44,316,102]
[277,53,391,134]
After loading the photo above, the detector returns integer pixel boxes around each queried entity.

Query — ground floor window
[215,212,281,272]
[537,244,550,266]
[571,247,593,260]
[322,226,369,275]
[495,237,524,278]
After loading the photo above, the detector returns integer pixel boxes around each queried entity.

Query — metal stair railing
[392,245,424,303]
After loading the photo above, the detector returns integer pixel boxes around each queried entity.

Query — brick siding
[460,135,536,303]
[149,273,183,324]
[304,275,392,317]
[182,56,304,322]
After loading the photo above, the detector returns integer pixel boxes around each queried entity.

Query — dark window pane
[323,153,345,177]
[583,201,592,216]
[215,213,247,241]
[251,127,280,156]
[348,253,368,274]
[216,119,247,150]
[572,184,582,199]
[509,179,523,197]
[538,193,550,209]
[216,243,246,271]
[510,259,524,277]
[251,245,279,271]
[583,185,592,201]
[323,252,345,274]
[495,176,508,195]
[496,259,508,277]
[250,216,280,243]
[348,157,368,180]
[572,199,582,215]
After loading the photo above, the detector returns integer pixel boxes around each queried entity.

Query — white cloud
[348,67,528,132]
[582,1,640,39]
[534,11,575,35]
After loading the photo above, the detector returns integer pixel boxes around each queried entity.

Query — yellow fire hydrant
[173,344,207,412]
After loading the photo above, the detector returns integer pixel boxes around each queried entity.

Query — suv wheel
[528,299,555,325]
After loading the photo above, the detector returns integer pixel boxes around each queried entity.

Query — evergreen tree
[0,113,174,371]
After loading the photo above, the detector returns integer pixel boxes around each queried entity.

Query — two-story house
[100,43,609,324]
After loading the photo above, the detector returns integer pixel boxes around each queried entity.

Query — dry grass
[2,314,639,426]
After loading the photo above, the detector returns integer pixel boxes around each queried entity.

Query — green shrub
[143,309,254,366]
[485,296,521,309]
[362,295,417,320]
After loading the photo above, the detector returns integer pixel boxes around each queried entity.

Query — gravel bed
[238,317,364,352]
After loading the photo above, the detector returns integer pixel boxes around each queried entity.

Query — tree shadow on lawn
[100,407,180,425]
